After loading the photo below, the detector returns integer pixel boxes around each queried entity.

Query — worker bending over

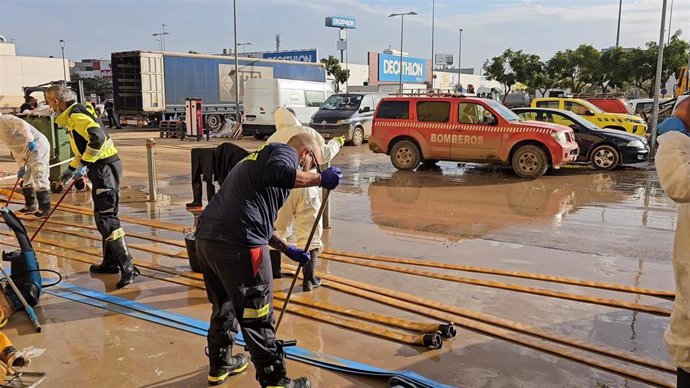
[0,113,51,217]
[195,133,343,387]
[44,84,138,289]
[655,98,690,388]
[267,107,344,291]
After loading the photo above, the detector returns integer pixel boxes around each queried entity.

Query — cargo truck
[111,51,327,131]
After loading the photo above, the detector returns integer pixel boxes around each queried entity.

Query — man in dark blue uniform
[195,133,343,388]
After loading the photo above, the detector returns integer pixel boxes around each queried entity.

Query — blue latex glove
[27,141,36,152]
[17,166,26,179]
[285,245,312,266]
[74,166,87,179]
[319,167,343,190]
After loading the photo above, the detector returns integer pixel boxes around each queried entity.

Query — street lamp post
[237,42,251,54]
[616,0,622,47]
[431,0,435,88]
[233,0,240,124]
[153,24,169,52]
[458,29,463,89]
[59,39,66,83]
[389,11,417,93]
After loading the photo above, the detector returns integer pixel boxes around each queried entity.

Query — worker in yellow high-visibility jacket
[44,84,138,289]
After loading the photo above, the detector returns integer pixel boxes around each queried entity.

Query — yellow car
[531,98,647,135]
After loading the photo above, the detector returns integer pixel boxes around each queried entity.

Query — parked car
[369,94,579,178]
[629,98,672,116]
[531,97,647,135]
[585,98,633,115]
[513,108,649,170]
[310,93,387,146]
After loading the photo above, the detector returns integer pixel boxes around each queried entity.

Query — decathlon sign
[262,49,318,63]
[325,16,356,29]
[378,53,426,83]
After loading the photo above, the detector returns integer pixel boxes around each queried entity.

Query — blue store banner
[378,53,426,83]
[263,50,318,63]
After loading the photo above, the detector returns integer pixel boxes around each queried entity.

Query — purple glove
[319,167,343,190]
[285,245,312,266]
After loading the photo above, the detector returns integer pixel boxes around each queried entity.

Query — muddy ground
[0,130,678,387]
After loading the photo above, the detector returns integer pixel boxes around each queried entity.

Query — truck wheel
[511,145,548,178]
[205,115,224,132]
[390,140,421,171]
[590,144,619,170]
[348,127,364,146]
[253,134,266,140]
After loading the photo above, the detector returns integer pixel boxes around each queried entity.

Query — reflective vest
[55,102,118,169]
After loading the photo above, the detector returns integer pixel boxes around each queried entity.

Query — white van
[243,78,334,139]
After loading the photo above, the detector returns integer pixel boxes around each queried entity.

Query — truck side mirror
[584,109,595,116]
[360,106,371,113]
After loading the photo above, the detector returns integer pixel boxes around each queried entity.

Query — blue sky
[0,0,687,72]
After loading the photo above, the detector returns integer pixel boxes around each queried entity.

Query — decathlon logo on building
[378,53,426,83]
[263,49,318,63]
[431,134,484,145]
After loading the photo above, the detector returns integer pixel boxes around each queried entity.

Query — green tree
[591,46,630,94]
[525,61,558,97]
[484,49,538,101]
[320,56,350,92]
[549,44,601,94]
[70,72,113,98]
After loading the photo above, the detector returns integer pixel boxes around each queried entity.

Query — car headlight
[626,140,645,148]
[552,132,568,145]
[336,119,351,125]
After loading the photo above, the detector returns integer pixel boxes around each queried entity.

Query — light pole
[458,29,463,89]
[237,42,251,54]
[668,0,674,42]
[650,0,669,157]
[389,11,417,93]
[431,0,435,87]
[233,0,240,123]
[59,39,66,83]
[153,32,169,52]
[616,0,622,46]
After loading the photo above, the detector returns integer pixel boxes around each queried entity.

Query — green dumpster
[19,116,73,182]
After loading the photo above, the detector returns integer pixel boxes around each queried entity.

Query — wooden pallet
[159,121,184,139]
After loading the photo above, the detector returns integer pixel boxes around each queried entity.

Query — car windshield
[321,95,364,110]
[485,99,522,122]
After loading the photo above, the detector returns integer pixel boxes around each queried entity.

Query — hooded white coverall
[0,114,50,191]
[656,130,690,370]
[267,108,341,251]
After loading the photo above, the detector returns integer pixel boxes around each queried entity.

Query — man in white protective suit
[266,107,344,291]
[0,113,51,218]
[655,97,690,388]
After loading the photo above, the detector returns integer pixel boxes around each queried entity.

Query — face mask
[299,150,320,172]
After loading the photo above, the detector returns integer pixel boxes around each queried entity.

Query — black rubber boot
[90,240,119,274]
[18,187,37,213]
[679,368,690,388]
[206,346,249,386]
[270,250,283,279]
[107,237,140,288]
[32,190,51,218]
[257,358,310,388]
[186,182,203,208]
[302,250,321,292]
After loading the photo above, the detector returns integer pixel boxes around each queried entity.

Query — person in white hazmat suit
[266,107,345,291]
[655,98,690,388]
[0,113,51,218]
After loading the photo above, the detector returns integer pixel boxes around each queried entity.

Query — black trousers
[86,159,123,240]
[190,148,216,203]
[196,239,281,375]
[106,110,120,128]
